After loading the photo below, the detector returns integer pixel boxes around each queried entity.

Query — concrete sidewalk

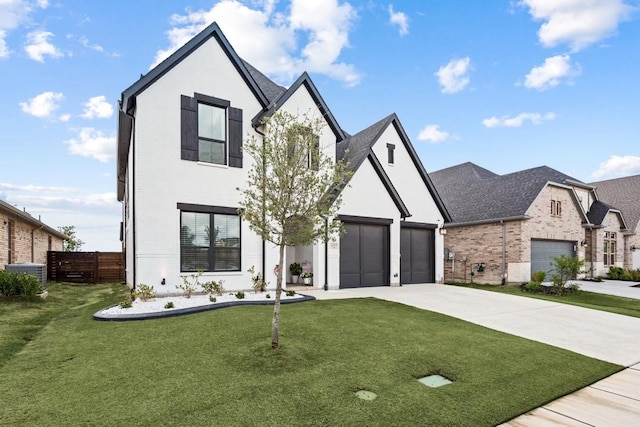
[306,284,640,426]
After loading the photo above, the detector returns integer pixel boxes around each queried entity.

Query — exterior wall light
[161,278,166,285]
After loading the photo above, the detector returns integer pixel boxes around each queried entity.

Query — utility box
[6,263,47,290]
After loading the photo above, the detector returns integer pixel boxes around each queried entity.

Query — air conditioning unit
[5,263,47,290]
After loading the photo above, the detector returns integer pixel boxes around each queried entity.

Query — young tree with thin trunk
[239,111,350,349]
[57,225,85,252]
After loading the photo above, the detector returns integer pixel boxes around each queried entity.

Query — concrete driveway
[309,284,640,366]
[572,279,640,300]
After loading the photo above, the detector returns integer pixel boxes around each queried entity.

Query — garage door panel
[531,239,575,277]
[340,221,389,288]
[401,227,435,284]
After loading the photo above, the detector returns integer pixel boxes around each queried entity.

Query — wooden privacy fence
[47,251,125,284]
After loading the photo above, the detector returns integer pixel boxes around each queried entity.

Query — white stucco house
[116,22,450,294]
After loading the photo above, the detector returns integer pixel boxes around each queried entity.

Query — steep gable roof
[590,174,640,233]
[251,72,346,142]
[586,200,628,230]
[338,114,451,222]
[430,163,587,225]
[120,22,270,113]
[117,22,280,200]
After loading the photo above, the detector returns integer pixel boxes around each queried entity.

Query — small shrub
[531,271,546,283]
[524,281,542,293]
[595,275,604,282]
[178,271,202,298]
[631,269,640,281]
[0,271,41,299]
[235,291,245,299]
[201,280,225,296]
[285,290,296,297]
[134,284,156,301]
[119,293,133,308]
[164,301,174,309]
[209,296,217,303]
[248,266,268,293]
[566,283,581,294]
[607,266,624,280]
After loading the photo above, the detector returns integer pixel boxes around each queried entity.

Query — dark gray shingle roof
[241,60,286,103]
[430,163,583,224]
[590,174,640,232]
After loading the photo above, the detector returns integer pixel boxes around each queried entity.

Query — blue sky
[1,0,638,251]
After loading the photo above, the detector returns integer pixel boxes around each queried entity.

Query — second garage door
[531,239,576,277]
[401,225,435,284]
[340,221,389,288]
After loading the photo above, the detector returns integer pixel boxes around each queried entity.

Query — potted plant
[289,262,302,284]
[301,271,313,285]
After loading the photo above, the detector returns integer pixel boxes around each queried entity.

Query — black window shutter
[181,95,198,161]
[228,107,243,168]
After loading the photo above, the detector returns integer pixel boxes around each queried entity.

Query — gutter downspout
[125,109,137,290]
[252,123,267,279]
[501,220,506,285]
[324,217,328,291]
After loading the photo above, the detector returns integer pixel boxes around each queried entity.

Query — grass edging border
[93,294,316,321]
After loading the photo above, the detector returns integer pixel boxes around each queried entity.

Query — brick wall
[443,185,588,284]
[0,212,64,267]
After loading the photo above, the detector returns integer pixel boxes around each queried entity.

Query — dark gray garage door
[401,226,435,284]
[531,239,576,278]
[340,222,389,288]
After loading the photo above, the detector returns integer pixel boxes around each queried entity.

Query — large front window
[180,211,240,272]
[198,103,226,164]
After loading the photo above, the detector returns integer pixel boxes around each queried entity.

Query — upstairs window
[181,93,243,167]
[551,200,562,217]
[198,103,226,164]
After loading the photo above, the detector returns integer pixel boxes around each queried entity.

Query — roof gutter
[443,215,531,229]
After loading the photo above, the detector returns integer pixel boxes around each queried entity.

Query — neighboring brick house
[0,200,67,267]
[589,174,640,270]
[429,163,627,284]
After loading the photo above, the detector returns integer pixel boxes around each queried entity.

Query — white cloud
[0,30,8,58]
[1,186,121,251]
[151,0,361,87]
[81,96,113,119]
[519,0,634,51]
[78,36,120,57]
[64,128,116,163]
[418,124,450,143]
[435,57,471,94]
[524,54,580,90]
[388,4,409,36]
[24,30,63,62]
[482,112,556,128]
[19,91,64,118]
[592,155,640,179]
[59,113,71,122]
[0,182,78,193]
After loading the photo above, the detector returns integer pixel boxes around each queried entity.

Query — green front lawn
[448,282,640,318]
[0,283,620,427]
